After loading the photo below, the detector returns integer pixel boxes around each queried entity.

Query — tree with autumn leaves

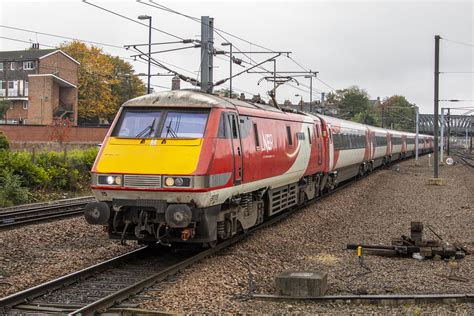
[60,41,145,124]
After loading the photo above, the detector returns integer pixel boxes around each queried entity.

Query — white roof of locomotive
[122,89,282,112]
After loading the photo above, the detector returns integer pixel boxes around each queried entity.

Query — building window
[9,102,13,110]
[25,81,29,96]
[0,81,4,97]
[0,63,3,71]
[23,101,29,110]
[23,61,35,70]
[10,62,16,71]
[8,81,18,97]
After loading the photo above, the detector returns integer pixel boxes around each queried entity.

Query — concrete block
[275,271,327,297]
[428,178,445,186]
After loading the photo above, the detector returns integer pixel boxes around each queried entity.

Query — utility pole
[440,108,444,164]
[138,15,152,94]
[466,127,469,149]
[447,108,451,156]
[321,92,325,114]
[433,35,440,178]
[200,16,214,94]
[415,106,419,162]
[309,75,313,112]
[469,122,473,153]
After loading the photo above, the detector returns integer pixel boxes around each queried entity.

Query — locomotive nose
[84,202,110,225]
[165,204,192,228]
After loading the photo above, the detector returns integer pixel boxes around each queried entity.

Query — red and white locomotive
[84,90,433,245]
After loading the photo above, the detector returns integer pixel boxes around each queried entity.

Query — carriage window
[218,113,227,138]
[286,126,293,145]
[230,115,239,139]
[112,109,162,138]
[253,123,260,147]
[308,127,312,144]
[161,112,208,138]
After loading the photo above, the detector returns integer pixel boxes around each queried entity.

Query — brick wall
[27,76,53,125]
[39,52,78,85]
[0,124,109,145]
[4,100,28,121]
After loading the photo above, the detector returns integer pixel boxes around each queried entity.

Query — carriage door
[315,124,322,165]
[228,113,243,185]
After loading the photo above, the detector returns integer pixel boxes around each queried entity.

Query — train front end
[84,91,230,245]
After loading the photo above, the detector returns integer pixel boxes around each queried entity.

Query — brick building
[0,46,79,125]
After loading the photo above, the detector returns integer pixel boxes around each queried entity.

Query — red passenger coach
[84,90,434,246]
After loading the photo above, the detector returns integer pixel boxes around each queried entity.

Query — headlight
[106,176,114,185]
[163,176,191,187]
[165,177,175,187]
[98,174,122,186]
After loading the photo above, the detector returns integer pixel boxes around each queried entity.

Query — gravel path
[0,217,139,298]
[128,155,473,314]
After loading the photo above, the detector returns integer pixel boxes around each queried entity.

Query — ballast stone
[275,271,328,297]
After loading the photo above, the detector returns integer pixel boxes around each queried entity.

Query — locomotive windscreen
[112,108,209,139]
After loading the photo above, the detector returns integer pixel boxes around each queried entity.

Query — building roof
[0,49,57,61]
[28,74,77,88]
[0,49,80,64]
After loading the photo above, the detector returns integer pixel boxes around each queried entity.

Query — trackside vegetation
[0,133,98,207]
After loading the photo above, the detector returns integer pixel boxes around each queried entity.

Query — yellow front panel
[96,137,203,175]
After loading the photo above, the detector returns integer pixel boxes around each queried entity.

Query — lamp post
[138,15,152,94]
[221,42,233,98]
[295,94,303,111]
[415,105,419,162]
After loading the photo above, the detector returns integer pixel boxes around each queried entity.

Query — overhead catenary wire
[0,29,200,83]
[0,34,152,68]
[140,0,330,98]
[0,25,125,49]
[441,37,474,48]
[0,36,56,48]
[82,0,185,41]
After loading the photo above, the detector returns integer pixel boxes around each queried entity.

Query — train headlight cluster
[163,176,191,188]
[98,174,122,186]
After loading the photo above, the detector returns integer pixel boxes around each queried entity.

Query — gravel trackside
[0,217,139,297]
[128,155,473,314]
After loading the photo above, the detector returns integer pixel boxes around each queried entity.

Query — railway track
[0,178,358,315]
[451,148,474,168]
[2,156,470,314]
[0,196,96,230]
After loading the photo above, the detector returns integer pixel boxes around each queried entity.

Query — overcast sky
[1,0,472,114]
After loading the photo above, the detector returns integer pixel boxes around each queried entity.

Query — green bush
[0,170,31,207]
[0,151,49,188]
[0,132,9,151]
[0,147,99,205]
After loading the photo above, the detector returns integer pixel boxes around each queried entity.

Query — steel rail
[251,293,474,303]
[451,148,474,168]
[0,247,148,311]
[3,153,438,314]
[68,174,374,315]
[0,196,95,229]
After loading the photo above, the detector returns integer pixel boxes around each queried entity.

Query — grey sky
[1,0,472,114]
